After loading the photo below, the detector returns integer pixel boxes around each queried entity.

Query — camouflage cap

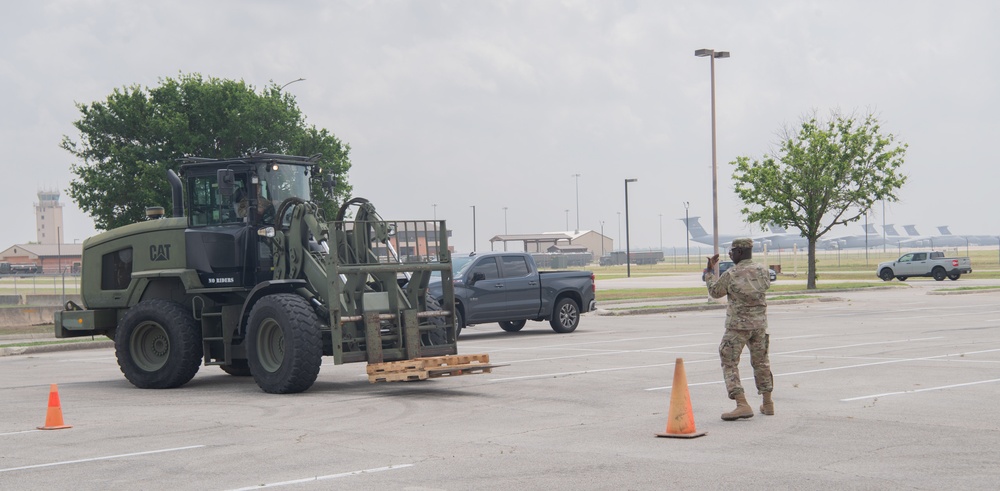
[731,237,753,249]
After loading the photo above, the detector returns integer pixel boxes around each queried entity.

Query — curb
[0,340,113,357]
[596,296,844,316]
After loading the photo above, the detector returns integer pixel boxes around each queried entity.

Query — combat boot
[721,394,754,421]
[760,392,774,415]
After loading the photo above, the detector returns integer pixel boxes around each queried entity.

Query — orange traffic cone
[656,358,705,438]
[38,384,72,430]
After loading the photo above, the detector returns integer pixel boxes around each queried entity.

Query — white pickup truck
[876,251,973,282]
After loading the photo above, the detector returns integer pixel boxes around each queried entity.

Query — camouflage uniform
[705,238,773,399]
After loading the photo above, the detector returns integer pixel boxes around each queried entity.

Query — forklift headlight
[258,227,275,238]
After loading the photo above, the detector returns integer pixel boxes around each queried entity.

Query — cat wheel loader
[55,153,497,393]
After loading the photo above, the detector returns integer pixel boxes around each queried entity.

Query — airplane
[680,217,811,251]
[926,226,998,247]
[824,223,887,250]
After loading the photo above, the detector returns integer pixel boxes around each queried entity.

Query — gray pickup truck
[876,251,973,281]
[429,252,596,336]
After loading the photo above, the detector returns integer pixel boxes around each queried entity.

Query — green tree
[730,112,907,289]
[61,73,352,230]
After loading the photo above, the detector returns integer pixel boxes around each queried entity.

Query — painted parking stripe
[226,464,414,490]
[841,378,1000,401]
[0,445,205,473]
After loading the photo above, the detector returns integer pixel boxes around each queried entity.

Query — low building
[0,243,83,274]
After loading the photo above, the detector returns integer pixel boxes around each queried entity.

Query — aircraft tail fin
[680,216,709,239]
[768,223,787,234]
[864,223,878,234]
[903,225,920,236]
[937,226,952,235]
[883,224,900,236]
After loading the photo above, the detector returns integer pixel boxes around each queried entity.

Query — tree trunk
[807,238,817,289]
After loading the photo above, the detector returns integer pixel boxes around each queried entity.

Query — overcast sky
[3,1,998,254]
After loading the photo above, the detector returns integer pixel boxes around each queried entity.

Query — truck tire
[115,299,203,389]
[932,267,946,281]
[948,273,960,281]
[879,268,894,281]
[247,294,323,394]
[454,306,465,338]
[220,359,252,376]
[550,298,580,333]
[499,320,527,332]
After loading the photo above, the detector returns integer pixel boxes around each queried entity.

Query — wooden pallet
[366,353,503,383]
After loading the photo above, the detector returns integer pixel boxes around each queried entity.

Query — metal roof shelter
[488,233,572,252]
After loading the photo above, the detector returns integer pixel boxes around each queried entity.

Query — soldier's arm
[705,269,729,299]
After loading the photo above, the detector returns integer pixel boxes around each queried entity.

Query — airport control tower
[34,189,64,244]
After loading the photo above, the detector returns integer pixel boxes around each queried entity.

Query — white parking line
[646,348,1000,391]
[841,378,1000,401]
[226,464,414,490]
[0,430,41,437]
[0,445,205,473]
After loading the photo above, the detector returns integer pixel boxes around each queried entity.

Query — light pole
[625,178,638,278]
[683,201,690,264]
[503,206,508,234]
[600,221,605,257]
[695,48,729,262]
[565,209,570,231]
[471,205,477,252]
[279,78,305,91]
[572,173,581,233]
[433,203,437,220]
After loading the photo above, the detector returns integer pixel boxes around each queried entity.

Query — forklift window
[189,174,247,226]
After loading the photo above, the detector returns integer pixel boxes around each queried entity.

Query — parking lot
[2,281,999,490]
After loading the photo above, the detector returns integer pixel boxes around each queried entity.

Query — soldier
[703,237,774,420]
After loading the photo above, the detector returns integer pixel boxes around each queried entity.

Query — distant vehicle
[599,250,663,266]
[876,251,972,281]
[718,261,777,281]
[0,262,39,275]
[429,252,596,336]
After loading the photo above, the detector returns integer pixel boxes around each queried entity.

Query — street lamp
[600,221,605,257]
[503,206,508,234]
[471,205,477,252]
[565,209,570,231]
[695,48,729,260]
[279,78,305,91]
[433,203,437,220]
[572,173,581,233]
[625,178,638,278]
[617,212,621,251]
[683,201,690,264]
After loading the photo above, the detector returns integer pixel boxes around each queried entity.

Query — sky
[3,0,999,254]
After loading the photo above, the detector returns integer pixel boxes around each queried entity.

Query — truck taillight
[591,273,595,292]
[952,259,959,267]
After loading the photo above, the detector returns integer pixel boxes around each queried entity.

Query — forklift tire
[115,299,203,389]
[422,295,450,346]
[550,298,581,334]
[247,294,323,394]
[220,359,252,376]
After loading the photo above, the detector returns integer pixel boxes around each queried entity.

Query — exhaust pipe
[167,169,184,217]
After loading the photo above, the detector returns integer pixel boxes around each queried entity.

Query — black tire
[247,294,323,394]
[422,295,449,346]
[896,276,908,282]
[454,307,465,339]
[879,268,894,282]
[932,267,946,281]
[115,299,202,389]
[948,273,960,281]
[499,320,527,332]
[220,359,252,376]
[550,298,580,333]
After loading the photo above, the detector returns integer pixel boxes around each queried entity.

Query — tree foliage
[62,73,352,230]
[730,111,907,288]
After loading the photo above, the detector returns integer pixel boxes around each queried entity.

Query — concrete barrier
[25,294,81,306]
[0,306,61,327]
[0,295,19,306]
